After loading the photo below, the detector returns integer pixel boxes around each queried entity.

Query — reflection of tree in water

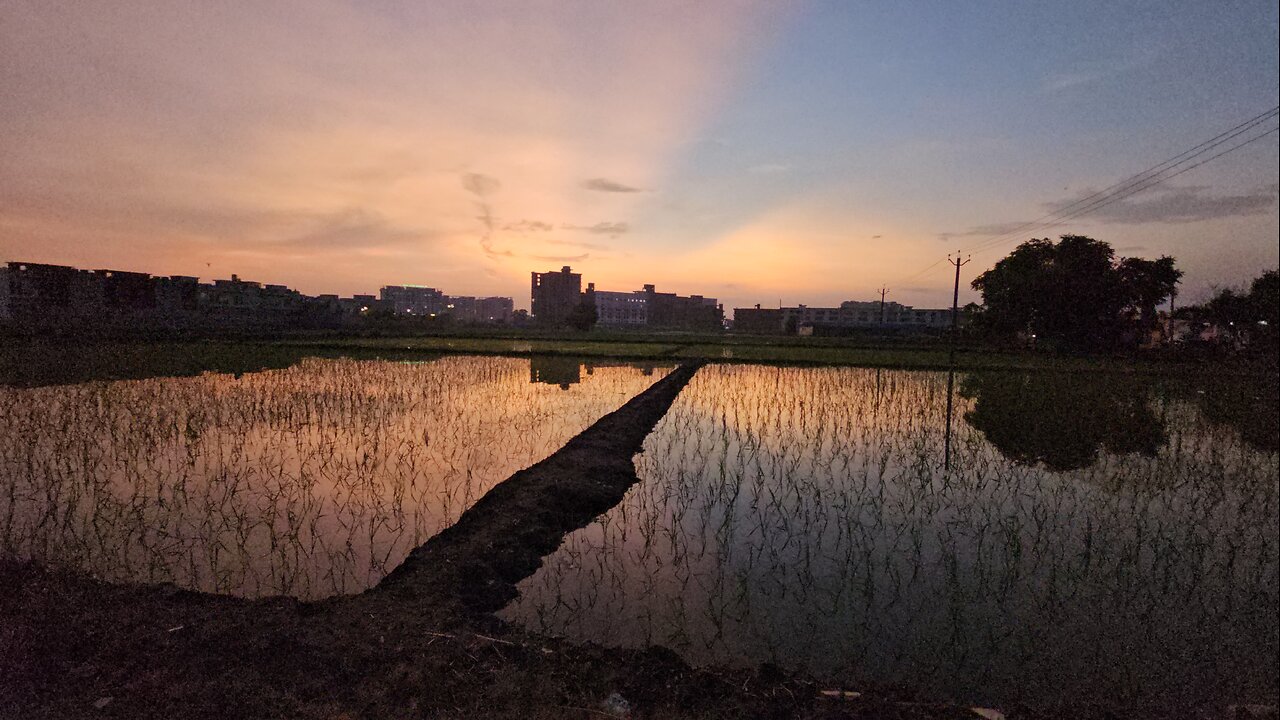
[959,372,1166,472]
[1185,376,1279,454]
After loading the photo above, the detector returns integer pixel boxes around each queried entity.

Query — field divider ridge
[368,361,703,617]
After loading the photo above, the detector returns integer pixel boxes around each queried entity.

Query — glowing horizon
[2,1,1277,314]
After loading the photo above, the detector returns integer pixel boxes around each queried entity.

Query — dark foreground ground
[2,363,1275,720]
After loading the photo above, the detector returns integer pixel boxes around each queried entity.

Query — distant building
[588,285,648,327]
[733,305,784,334]
[732,299,954,335]
[96,269,156,311]
[0,265,9,320]
[204,274,265,311]
[531,266,583,327]
[641,284,722,331]
[566,274,721,331]
[476,296,514,323]
[381,285,446,316]
[156,275,201,315]
[3,262,100,319]
[336,294,378,315]
[1,258,518,333]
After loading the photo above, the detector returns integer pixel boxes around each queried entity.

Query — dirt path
[369,361,703,620]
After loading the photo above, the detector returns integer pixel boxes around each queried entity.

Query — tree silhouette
[566,298,598,331]
[970,235,1180,350]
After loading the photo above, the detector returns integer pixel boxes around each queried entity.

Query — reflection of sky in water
[0,356,668,599]
[502,365,1279,710]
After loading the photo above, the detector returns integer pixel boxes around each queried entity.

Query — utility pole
[878,287,889,325]
[944,254,970,474]
[948,255,971,359]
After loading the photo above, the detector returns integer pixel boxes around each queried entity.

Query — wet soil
[0,363,1264,719]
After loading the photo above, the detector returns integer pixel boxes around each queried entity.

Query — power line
[887,105,1280,287]
[963,106,1278,256]
[969,122,1279,258]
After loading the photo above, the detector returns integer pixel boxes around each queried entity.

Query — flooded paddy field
[0,354,669,599]
[2,348,1277,717]
[502,364,1279,712]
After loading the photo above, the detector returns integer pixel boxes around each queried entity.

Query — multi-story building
[3,262,101,318]
[155,276,201,315]
[0,265,9,320]
[476,296,514,323]
[380,285,446,316]
[641,284,722,331]
[575,277,722,331]
[531,266,583,326]
[0,259,518,332]
[733,300,954,334]
[96,269,156,311]
[203,275,265,311]
[732,306,784,334]
[587,285,648,327]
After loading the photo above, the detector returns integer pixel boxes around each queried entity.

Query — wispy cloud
[561,221,629,236]
[461,172,510,258]
[1044,184,1277,225]
[531,253,590,263]
[938,184,1277,243]
[937,221,1033,243]
[547,239,609,251]
[503,219,554,233]
[581,177,643,193]
[273,208,424,250]
[1041,50,1153,93]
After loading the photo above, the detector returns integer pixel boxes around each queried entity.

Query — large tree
[970,235,1181,350]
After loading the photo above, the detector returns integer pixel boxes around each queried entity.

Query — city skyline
[2,1,1277,313]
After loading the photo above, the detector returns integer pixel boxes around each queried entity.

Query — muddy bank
[0,362,1258,719]
[370,361,703,618]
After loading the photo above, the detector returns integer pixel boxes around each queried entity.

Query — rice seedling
[0,355,669,599]
[500,364,1279,710]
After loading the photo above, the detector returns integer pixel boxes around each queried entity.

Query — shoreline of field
[3,334,1275,389]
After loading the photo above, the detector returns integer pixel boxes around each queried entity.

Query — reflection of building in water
[529,357,663,388]
[529,356,583,388]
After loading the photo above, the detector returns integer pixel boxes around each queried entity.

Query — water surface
[0,355,669,599]
[501,364,1279,710]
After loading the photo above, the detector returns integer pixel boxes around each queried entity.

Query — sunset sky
[2,1,1277,313]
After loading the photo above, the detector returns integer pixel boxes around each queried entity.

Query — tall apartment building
[531,266,582,326]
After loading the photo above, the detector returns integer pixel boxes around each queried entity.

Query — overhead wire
[885,105,1280,289]
[965,114,1279,257]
